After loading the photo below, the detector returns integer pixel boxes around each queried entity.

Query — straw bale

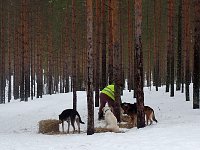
[95,127,113,133]
[118,122,134,129]
[94,127,124,133]
[121,115,131,123]
[38,119,60,134]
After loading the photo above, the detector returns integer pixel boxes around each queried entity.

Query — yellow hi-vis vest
[101,84,115,100]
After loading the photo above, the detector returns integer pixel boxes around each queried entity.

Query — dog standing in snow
[59,109,85,133]
[103,106,119,132]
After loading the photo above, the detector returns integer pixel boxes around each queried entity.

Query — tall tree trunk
[153,0,159,91]
[193,0,200,109]
[72,0,77,110]
[184,0,190,101]
[176,0,183,91]
[119,0,124,96]
[108,0,113,84]
[135,0,145,128]
[146,0,151,88]
[101,0,107,90]
[95,0,100,107]
[0,0,6,104]
[7,2,12,102]
[166,0,174,95]
[47,3,53,95]
[23,0,30,101]
[13,7,20,100]
[64,3,69,93]
[170,0,175,97]
[86,0,94,135]
[127,0,133,92]
[112,0,121,122]
[19,0,25,101]
[30,2,34,100]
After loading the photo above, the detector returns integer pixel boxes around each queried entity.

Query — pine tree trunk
[153,0,158,91]
[72,0,77,110]
[108,0,113,84]
[64,2,69,93]
[86,0,94,135]
[166,0,174,94]
[23,0,30,101]
[101,0,107,90]
[95,0,100,107]
[146,0,151,88]
[184,0,190,101]
[169,0,175,97]
[112,0,121,123]
[7,2,12,102]
[135,0,145,128]
[0,0,6,104]
[127,0,133,92]
[13,9,20,100]
[176,0,183,91]
[193,0,200,109]
[20,0,25,101]
[47,3,53,95]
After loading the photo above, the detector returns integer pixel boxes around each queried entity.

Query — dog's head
[58,114,63,124]
[121,103,130,114]
[103,106,111,115]
[121,102,137,114]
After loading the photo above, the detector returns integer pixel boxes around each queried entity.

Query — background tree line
[0,0,199,110]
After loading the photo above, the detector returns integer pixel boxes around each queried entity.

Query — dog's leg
[62,121,65,133]
[146,114,149,125]
[67,120,70,133]
[71,118,76,133]
[76,118,80,133]
[149,112,153,125]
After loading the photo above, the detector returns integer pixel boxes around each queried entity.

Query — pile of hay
[95,127,114,133]
[118,122,134,129]
[121,115,131,123]
[38,119,60,134]
[94,127,125,133]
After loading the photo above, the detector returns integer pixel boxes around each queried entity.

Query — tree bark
[176,0,183,91]
[95,0,100,107]
[112,0,121,123]
[108,0,113,85]
[72,0,77,110]
[101,0,107,90]
[184,0,190,101]
[135,0,145,128]
[193,0,200,109]
[86,0,94,135]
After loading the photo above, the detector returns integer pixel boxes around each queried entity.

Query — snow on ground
[0,85,200,150]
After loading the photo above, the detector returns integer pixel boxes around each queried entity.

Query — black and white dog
[59,109,85,133]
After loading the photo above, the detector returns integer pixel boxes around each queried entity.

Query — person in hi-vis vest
[98,84,116,120]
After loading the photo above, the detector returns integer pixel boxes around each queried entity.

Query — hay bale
[94,127,124,133]
[118,122,134,129]
[38,119,60,134]
[121,115,131,122]
[95,127,113,133]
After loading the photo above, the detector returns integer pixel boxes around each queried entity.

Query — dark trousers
[98,93,115,119]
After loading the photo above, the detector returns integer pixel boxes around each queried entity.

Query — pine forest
[0,0,200,122]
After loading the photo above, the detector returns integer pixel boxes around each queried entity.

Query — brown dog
[121,103,137,126]
[121,102,157,126]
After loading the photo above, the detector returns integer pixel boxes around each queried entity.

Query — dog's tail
[77,113,85,124]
